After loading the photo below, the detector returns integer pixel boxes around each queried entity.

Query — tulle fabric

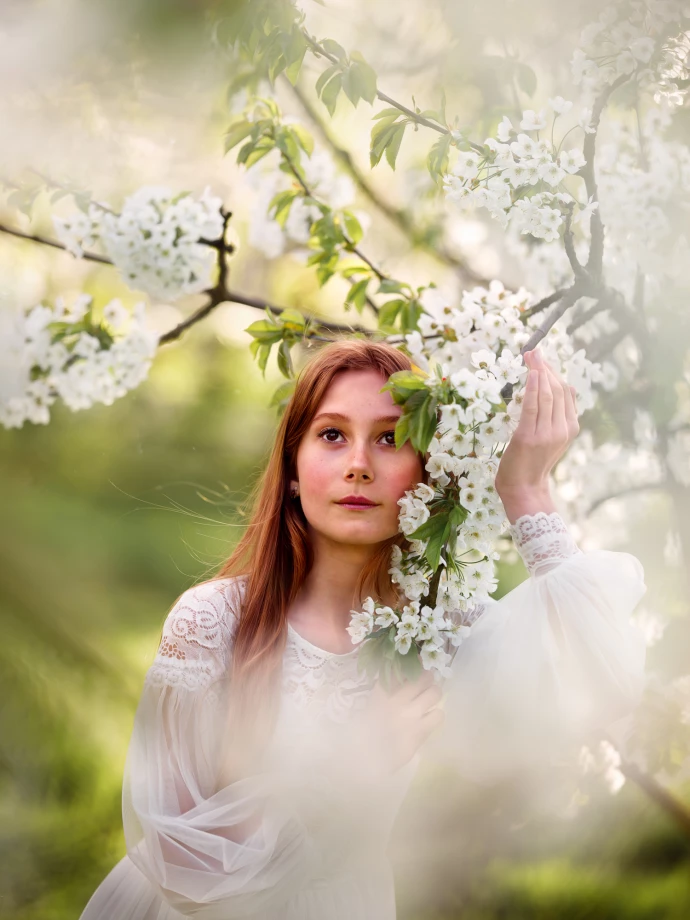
[81,659,410,919]
[80,527,647,919]
[434,549,647,784]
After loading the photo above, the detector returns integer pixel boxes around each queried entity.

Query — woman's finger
[542,359,569,432]
[533,352,554,441]
[544,358,579,438]
[519,351,540,437]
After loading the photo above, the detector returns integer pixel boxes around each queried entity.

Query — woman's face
[294,368,424,548]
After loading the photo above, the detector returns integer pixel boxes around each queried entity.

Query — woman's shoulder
[148,574,248,691]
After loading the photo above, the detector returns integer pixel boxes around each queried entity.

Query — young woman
[80,339,647,920]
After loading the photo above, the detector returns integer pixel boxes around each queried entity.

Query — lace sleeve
[146,578,245,691]
[508,510,582,576]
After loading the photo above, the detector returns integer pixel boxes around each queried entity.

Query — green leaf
[245,319,284,344]
[372,107,404,121]
[316,63,342,97]
[394,413,410,449]
[321,72,343,116]
[279,308,306,331]
[342,211,363,245]
[340,264,371,279]
[349,53,377,103]
[269,378,297,414]
[400,298,423,333]
[398,647,423,680]
[378,298,405,329]
[268,53,287,84]
[225,118,254,153]
[269,189,298,225]
[378,279,405,295]
[291,124,314,156]
[277,339,294,378]
[427,133,452,180]
[321,38,348,62]
[382,370,428,395]
[341,67,360,107]
[249,339,273,377]
[425,513,451,571]
[284,30,308,84]
[407,512,448,543]
[370,119,405,167]
[345,277,369,313]
[412,393,439,453]
[385,122,406,169]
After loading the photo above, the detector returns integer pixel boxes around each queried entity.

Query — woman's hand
[495,347,580,523]
[344,670,445,783]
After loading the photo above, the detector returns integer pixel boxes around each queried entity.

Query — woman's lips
[336,498,379,509]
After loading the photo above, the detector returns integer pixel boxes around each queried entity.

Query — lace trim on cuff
[508,510,582,576]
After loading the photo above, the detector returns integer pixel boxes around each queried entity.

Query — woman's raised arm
[437,509,647,785]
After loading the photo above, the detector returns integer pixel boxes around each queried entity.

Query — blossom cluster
[443,99,595,242]
[53,186,226,302]
[0,295,158,429]
[597,119,690,295]
[578,740,626,794]
[347,596,472,678]
[245,144,356,259]
[572,0,690,102]
[348,281,607,674]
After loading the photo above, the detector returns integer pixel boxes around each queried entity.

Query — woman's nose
[345,442,374,479]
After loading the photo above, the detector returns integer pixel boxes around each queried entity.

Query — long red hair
[212,339,425,760]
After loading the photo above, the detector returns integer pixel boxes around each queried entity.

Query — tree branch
[0,221,113,265]
[619,756,690,841]
[302,31,486,153]
[500,286,583,402]
[287,80,489,286]
[522,286,574,320]
[563,204,586,279]
[0,219,374,344]
[582,74,629,280]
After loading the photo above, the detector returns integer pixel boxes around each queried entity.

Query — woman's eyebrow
[312,411,401,425]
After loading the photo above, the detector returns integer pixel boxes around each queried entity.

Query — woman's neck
[287,534,384,647]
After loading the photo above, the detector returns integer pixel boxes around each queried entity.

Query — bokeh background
[2,0,690,917]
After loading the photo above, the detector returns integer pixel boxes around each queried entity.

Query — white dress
[79,511,647,920]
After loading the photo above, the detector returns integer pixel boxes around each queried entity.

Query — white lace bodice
[146,510,581,716]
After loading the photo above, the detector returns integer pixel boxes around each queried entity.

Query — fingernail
[534,350,543,365]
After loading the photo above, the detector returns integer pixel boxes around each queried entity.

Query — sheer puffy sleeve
[436,511,647,784]
[121,578,319,919]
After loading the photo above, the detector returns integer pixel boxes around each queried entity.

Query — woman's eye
[318,427,343,442]
[381,430,397,446]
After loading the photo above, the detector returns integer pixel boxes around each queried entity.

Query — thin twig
[0,219,374,343]
[500,287,583,402]
[563,204,585,278]
[619,757,690,840]
[303,31,486,154]
[0,221,113,265]
[287,80,488,285]
[523,286,574,320]
[282,156,385,293]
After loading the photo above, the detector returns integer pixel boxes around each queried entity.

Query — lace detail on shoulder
[508,511,582,576]
[146,576,247,691]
